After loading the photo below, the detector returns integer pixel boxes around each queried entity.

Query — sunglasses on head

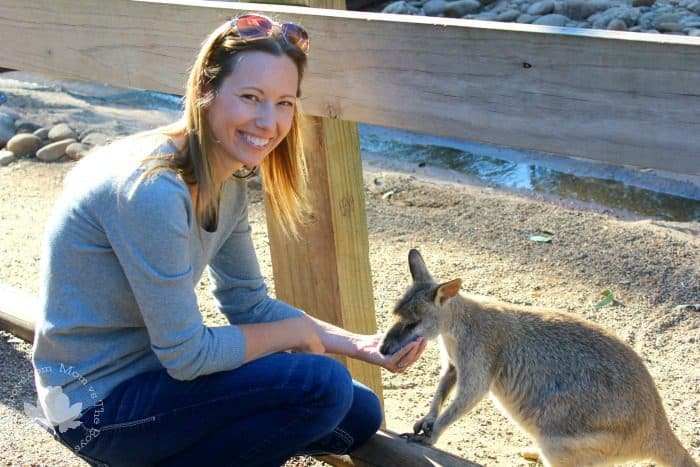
[231,14,310,54]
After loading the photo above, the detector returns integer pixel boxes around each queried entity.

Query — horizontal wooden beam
[0,283,480,466]
[0,284,38,343]
[0,0,698,174]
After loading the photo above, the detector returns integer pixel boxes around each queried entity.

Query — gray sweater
[32,135,302,417]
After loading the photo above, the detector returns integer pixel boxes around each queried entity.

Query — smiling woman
[30,13,426,467]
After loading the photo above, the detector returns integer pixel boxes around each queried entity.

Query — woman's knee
[305,356,354,421]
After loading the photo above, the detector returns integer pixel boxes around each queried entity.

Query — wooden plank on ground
[0,0,698,173]
[0,284,38,343]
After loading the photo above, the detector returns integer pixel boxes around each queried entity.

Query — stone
[495,8,521,21]
[66,142,89,161]
[36,138,76,162]
[423,0,449,15]
[527,0,555,15]
[516,13,536,22]
[0,149,15,166]
[0,116,14,148]
[444,0,482,17]
[48,123,78,141]
[382,0,422,13]
[608,18,629,29]
[6,133,41,158]
[14,119,41,134]
[33,127,50,140]
[81,132,109,149]
[534,13,569,25]
[632,0,655,6]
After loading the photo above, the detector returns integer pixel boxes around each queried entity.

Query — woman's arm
[303,314,426,374]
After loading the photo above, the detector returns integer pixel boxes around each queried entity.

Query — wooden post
[264,0,384,400]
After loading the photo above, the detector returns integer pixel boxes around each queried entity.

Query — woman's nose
[255,103,275,130]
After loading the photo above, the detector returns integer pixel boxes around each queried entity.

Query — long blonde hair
[155,18,309,237]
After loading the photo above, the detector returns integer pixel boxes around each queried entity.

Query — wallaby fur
[379,249,698,467]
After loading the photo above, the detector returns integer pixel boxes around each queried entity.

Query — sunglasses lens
[281,23,310,53]
[234,14,273,40]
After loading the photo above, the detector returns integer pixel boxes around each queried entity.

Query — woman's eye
[241,94,259,102]
[278,100,295,108]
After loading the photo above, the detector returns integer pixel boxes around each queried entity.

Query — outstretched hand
[355,333,426,373]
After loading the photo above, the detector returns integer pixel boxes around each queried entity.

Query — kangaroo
[379,249,698,467]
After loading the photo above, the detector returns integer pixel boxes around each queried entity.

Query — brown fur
[379,249,697,467]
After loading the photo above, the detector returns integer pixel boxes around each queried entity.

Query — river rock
[32,127,49,140]
[608,17,629,29]
[81,132,109,149]
[0,115,15,148]
[495,8,521,20]
[6,133,41,158]
[48,123,78,141]
[36,138,76,162]
[527,0,555,15]
[445,0,482,16]
[66,142,89,161]
[423,0,449,15]
[0,149,15,166]
[382,0,422,13]
[14,119,41,134]
[534,13,569,25]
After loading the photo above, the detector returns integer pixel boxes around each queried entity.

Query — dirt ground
[0,74,698,466]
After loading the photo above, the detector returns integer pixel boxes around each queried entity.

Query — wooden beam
[319,429,482,466]
[0,0,698,173]
[0,284,38,343]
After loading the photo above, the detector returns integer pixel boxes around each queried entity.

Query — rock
[81,132,108,149]
[534,13,569,25]
[423,0,449,15]
[527,0,555,15]
[32,127,49,140]
[0,115,15,148]
[444,0,482,16]
[687,0,700,14]
[36,138,76,162]
[48,123,78,141]
[66,142,89,161]
[14,119,41,134]
[382,0,422,13]
[608,17,629,29]
[495,8,521,20]
[653,13,684,30]
[516,13,537,22]
[559,0,610,20]
[0,149,15,166]
[6,133,41,158]
[632,0,655,6]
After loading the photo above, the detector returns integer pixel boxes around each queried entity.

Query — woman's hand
[354,333,426,374]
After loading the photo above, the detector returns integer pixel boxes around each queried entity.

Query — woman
[32,14,425,467]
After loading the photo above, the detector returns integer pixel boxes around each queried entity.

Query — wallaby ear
[408,249,433,282]
[434,279,462,305]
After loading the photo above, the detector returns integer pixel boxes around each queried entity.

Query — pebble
[48,123,77,142]
[36,138,76,162]
[65,142,89,161]
[0,149,15,166]
[379,0,700,35]
[6,134,41,158]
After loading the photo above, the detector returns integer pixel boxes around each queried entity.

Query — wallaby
[379,249,698,467]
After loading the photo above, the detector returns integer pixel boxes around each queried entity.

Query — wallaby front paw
[413,416,435,436]
[402,432,437,445]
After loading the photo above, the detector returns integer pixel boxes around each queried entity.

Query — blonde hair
[153,18,309,237]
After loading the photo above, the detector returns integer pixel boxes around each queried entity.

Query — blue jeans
[55,353,383,466]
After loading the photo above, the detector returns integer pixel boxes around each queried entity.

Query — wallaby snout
[381,248,698,467]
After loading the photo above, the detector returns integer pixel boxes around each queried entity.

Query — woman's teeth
[242,133,269,148]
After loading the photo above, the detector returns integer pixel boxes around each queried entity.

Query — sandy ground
[1,73,698,466]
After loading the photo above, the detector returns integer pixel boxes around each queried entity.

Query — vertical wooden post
[264,0,384,401]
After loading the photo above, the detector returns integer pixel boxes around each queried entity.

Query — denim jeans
[55,353,383,467]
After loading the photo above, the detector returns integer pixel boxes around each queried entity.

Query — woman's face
[206,51,299,179]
